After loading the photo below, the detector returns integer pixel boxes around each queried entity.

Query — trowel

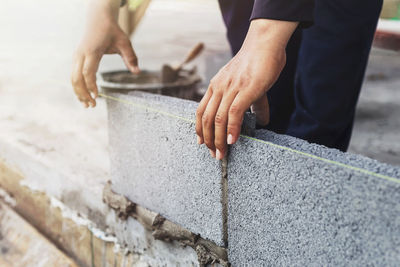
[161,42,205,83]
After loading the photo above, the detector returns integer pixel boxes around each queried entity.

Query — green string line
[100,93,194,124]
[99,92,400,185]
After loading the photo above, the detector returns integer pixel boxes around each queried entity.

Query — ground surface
[349,48,400,166]
[0,0,399,176]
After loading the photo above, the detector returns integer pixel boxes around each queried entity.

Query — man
[71,0,382,160]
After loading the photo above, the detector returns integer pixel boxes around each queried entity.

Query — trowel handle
[177,42,205,70]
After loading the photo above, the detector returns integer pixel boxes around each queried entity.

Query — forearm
[242,19,299,52]
[235,19,298,93]
[82,0,123,44]
[88,0,122,24]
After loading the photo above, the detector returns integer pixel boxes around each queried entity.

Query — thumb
[251,94,270,127]
[117,37,140,74]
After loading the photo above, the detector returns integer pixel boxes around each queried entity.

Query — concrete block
[105,90,225,246]
[228,129,400,266]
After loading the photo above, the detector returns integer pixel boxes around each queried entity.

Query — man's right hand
[195,19,298,160]
[71,0,140,108]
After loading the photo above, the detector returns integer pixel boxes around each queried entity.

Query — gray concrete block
[105,90,225,246]
[228,129,400,266]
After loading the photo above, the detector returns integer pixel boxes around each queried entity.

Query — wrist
[90,0,121,21]
[244,19,298,51]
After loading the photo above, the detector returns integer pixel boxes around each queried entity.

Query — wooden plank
[0,202,78,267]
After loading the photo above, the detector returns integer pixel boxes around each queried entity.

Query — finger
[82,53,101,100]
[214,90,238,160]
[75,84,95,108]
[202,91,223,152]
[71,53,85,99]
[76,94,89,108]
[71,55,95,107]
[250,94,270,126]
[79,98,89,108]
[209,149,216,158]
[227,91,254,145]
[195,88,212,144]
[117,37,140,74]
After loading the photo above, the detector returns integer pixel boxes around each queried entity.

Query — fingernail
[216,149,222,160]
[210,150,216,158]
[197,135,201,145]
[83,102,88,108]
[227,134,233,145]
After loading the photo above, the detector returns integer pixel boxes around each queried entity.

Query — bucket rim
[97,69,201,91]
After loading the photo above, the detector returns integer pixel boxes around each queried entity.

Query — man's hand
[71,0,139,108]
[196,19,298,160]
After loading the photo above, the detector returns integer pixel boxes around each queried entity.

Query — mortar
[97,69,202,101]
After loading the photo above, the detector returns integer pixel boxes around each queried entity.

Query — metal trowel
[161,42,205,83]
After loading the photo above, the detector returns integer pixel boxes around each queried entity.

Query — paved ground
[349,48,400,165]
[0,0,399,175]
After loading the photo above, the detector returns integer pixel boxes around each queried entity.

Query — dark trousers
[218,0,382,151]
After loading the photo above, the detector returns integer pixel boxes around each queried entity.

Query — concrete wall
[105,90,400,266]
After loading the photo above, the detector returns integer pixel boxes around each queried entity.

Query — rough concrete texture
[106,90,225,246]
[228,129,400,266]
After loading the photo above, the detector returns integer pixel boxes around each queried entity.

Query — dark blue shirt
[251,0,314,27]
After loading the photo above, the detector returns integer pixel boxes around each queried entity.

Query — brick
[105,90,225,246]
[228,130,400,266]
